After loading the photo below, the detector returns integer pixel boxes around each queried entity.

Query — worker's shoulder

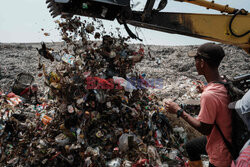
[201,84,227,99]
[204,83,227,94]
[201,91,215,101]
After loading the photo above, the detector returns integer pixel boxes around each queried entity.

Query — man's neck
[204,69,222,83]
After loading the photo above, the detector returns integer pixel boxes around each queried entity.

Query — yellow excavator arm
[46,0,250,54]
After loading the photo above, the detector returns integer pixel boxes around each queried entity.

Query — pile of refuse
[0,17,190,166]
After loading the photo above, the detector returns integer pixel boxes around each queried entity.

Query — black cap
[188,43,225,63]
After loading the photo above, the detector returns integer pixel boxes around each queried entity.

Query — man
[229,90,250,167]
[164,43,232,167]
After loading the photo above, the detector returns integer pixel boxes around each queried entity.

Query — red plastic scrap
[133,47,144,56]
[7,92,16,98]
[132,159,149,167]
[20,87,30,96]
[86,77,114,89]
[138,47,144,55]
[49,152,61,161]
[139,75,155,88]
[6,92,22,106]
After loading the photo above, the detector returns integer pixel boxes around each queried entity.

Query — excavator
[46,0,250,54]
[45,0,250,91]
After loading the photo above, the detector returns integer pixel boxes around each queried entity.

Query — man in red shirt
[165,43,232,167]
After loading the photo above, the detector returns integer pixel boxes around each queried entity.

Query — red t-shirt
[197,83,232,167]
[232,145,250,167]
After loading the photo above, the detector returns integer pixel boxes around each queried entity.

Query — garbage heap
[0,17,189,166]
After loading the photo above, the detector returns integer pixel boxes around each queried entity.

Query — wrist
[177,108,184,118]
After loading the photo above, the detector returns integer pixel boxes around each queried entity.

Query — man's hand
[164,99,213,135]
[163,100,181,114]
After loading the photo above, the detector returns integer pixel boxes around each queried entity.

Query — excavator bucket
[46,0,130,19]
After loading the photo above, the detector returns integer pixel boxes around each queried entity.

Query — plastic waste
[52,52,62,62]
[118,133,141,152]
[123,160,133,167]
[6,93,22,106]
[113,76,136,92]
[0,123,5,136]
[85,147,100,157]
[40,114,52,125]
[168,149,179,160]
[55,133,70,146]
[82,3,88,9]
[106,158,122,167]
[62,54,75,65]
[173,127,188,143]
[93,90,106,103]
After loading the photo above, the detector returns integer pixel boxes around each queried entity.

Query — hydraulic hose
[229,9,250,38]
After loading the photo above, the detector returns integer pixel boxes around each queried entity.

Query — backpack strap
[212,81,230,96]
[212,81,229,87]
[213,80,245,101]
[213,81,238,159]
[215,123,237,159]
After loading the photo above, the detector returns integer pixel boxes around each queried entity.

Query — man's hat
[228,90,250,131]
[188,43,225,63]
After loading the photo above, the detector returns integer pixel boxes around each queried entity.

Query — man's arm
[165,100,213,136]
[180,111,213,135]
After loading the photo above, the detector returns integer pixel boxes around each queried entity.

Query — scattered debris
[0,16,191,166]
[44,33,50,36]
[0,15,248,167]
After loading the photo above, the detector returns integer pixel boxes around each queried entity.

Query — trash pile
[0,17,190,166]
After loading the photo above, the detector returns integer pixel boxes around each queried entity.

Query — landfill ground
[1,42,249,132]
[1,42,249,93]
[0,42,249,167]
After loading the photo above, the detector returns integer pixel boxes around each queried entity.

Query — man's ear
[200,59,205,68]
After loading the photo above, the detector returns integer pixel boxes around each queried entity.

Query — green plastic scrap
[82,3,88,9]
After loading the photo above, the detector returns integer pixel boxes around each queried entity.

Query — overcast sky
[0,0,249,45]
